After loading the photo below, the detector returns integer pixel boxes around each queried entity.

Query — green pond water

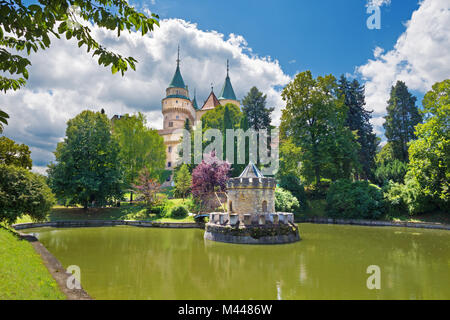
[24,224,450,300]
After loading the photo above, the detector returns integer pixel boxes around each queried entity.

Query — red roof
[201,91,221,110]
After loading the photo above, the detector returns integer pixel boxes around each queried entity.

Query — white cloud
[357,0,450,136]
[366,0,391,7]
[1,18,290,173]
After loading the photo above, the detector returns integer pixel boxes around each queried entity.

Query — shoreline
[12,217,450,231]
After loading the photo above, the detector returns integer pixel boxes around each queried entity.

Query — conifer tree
[338,75,378,180]
[242,87,274,130]
[383,81,422,162]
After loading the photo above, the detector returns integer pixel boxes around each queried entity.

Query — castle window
[169,122,173,127]
[176,115,179,119]
[168,146,172,153]
[229,201,233,212]
[262,200,268,212]
[166,175,171,182]
[176,100,178,103]
[168,162,172,168]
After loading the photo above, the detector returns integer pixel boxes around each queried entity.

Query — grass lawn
[15,199,196,224]
[0,227,65,300]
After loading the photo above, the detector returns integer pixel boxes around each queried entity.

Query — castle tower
[218,60,240,107]
[204,162,300,244]
[159,47,196,178]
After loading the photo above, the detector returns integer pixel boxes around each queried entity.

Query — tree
[201,103,242,132]
[0,110,9,133]
[174,164,191,199]
[408,79,449,208]
[112,113,165,202]
[191,151,230,207]
[280,71,360,185]
[338,75,378,180]
[132,168,161,207]
[48,110,122,208]
[0,164,55,224]
[383,81,422,162]
[242,87,274,130]
[0,136,32,169]
[0,0,159,93]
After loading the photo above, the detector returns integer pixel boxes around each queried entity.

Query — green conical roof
[192,95,199,110]
[218,75,237,101]
[169,64,186,89]
[219,61,237,101]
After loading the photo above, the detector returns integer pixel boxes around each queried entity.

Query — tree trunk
[130,191,133,203]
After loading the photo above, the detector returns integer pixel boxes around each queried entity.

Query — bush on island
[278,174,308,211]
[275,187,300,213]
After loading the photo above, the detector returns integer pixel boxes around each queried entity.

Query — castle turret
[161,46,196,130]
[218,60,240,107]
[159,47,196,178]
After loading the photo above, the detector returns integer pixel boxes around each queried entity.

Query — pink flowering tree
[191,151,230,210]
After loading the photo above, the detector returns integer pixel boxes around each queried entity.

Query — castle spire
[168,45,186,89]
[218,60,237,101]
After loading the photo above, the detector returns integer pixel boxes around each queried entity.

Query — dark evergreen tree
[184,118,190,131]
[338,75,378,180]
[223,105,233,162]
[383,81,422,162]
[242,87,274,130]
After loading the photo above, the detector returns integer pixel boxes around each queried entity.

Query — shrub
[278,174,308,210]
[169,205,189,218]
[304,179,331,200]
[275,187,300,213]
[326,179,384,220]
[0,165,55,224]
[374,159,408,186]
[383,176,437,217]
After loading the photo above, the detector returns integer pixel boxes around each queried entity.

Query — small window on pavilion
[169,122,173,127]
[262,200,268,212]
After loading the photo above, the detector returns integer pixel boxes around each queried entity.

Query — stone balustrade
[208,212,294,227]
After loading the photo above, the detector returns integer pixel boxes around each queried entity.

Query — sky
[1,0,449,174]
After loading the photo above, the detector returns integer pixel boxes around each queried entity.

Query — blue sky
[2,0,449,173]
[147,0,420,78]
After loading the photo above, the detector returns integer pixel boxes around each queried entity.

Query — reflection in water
[24,224,450,300]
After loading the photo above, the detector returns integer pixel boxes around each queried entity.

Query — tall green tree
[338,75,378,180]
[174,164,191,199]
[0,0,159,93]
[48,110,122,209]
[112,113,165,202]
[280,71,360,185]
[0,164,55,224]
[0,136,32,169]
[241,87,274,130]
[408,79,449,208]
[383,81,422,162]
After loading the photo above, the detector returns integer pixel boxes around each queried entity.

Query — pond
[23,224,450,300]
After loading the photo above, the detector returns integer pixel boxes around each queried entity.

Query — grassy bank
[0,227,65,300]
[15,199,196,225]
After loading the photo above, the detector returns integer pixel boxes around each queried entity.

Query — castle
[158,49,240,183]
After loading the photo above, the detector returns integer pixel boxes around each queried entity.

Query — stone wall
[226,177,276,222]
